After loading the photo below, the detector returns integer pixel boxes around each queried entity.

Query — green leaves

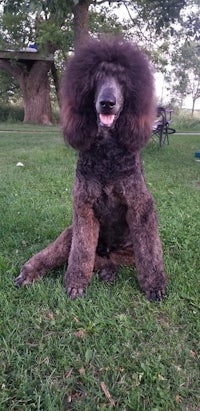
[0,0,74,53]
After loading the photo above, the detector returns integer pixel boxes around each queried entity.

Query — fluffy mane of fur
[61,37,155,152]
[15,36,167,303]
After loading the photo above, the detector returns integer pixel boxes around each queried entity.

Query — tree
[0,0,123,123]
[173,43,200,114]
[0,0,74,124]
[0,55,54,124]
[72,0,188,45]
[191,77,200,115]
[0,0,191,123]
[165,8,200,113]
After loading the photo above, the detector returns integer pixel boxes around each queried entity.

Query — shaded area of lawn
[0,125,199,410]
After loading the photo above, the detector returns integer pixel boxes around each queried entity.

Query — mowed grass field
[0,124,199,410]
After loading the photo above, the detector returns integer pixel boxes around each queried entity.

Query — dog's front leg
[65,183,100,299]
[125,180,167,302]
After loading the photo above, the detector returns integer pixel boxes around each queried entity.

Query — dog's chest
[93,185,131,254]
[77,138,136,184]
[94,185,128,230]
[94,185,127,222]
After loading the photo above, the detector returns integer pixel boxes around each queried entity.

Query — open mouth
[99,114,115,128]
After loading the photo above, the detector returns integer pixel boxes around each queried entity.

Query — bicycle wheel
[167,127,176,134]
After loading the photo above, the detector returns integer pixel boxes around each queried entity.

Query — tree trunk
[21,62,52,124]
[191,98,195,117]
[20,60,53,125]
[73,0,90,49]
[0,58,53,125]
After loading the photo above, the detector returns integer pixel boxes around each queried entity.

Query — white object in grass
[16,162,24,167]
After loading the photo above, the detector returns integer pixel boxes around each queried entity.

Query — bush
[172,112,200,132]
[0,104,24,122]
[0,104,60,124]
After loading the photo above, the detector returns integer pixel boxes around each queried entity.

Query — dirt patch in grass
[193,181,200,189]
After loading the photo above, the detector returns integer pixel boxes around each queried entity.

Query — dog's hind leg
[94,246,135,282]
[14,226,73,286]
[94,255,117,282]
[110,247,135,267]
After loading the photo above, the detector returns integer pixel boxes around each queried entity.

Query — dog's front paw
[146,288,166,302]
[66,287,84,300]
[65,269,90,300]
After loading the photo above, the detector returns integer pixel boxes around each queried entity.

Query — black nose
[100,97,116,110]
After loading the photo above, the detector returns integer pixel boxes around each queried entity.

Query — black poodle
[15,37,167,301]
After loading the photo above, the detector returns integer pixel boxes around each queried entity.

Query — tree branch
[121,0,135,22]
[94,0,121,5]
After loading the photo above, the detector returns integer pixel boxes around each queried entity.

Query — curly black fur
[61,37,155,152]
[15,37,167,302]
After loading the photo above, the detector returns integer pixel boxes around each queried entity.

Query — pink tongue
[99,114,115,126]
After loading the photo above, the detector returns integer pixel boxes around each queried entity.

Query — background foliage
[0,0,199,113]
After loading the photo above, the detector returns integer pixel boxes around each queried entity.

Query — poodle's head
[61,37,155,152]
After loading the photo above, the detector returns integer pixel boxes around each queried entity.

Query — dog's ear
[114,44,155,152]
[117,111,155,151]
[61,59,97,151]
[61,100,97,151]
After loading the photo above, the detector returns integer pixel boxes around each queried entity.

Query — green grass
[0,125,200,410]
[172,115,200,133]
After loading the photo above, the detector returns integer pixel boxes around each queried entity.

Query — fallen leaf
[47,312,54,320]
[65,368,73,379]
[72,330,86,338]
[67,395,72,403]
[174,365,182,372]
[100,381,115,407]
[175,395,182,403]
[189,350,196,358]
[158,374,166,381]
[67,391,83,403]
[44,357,49,365]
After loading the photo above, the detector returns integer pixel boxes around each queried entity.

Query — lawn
[0,124,199,411]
